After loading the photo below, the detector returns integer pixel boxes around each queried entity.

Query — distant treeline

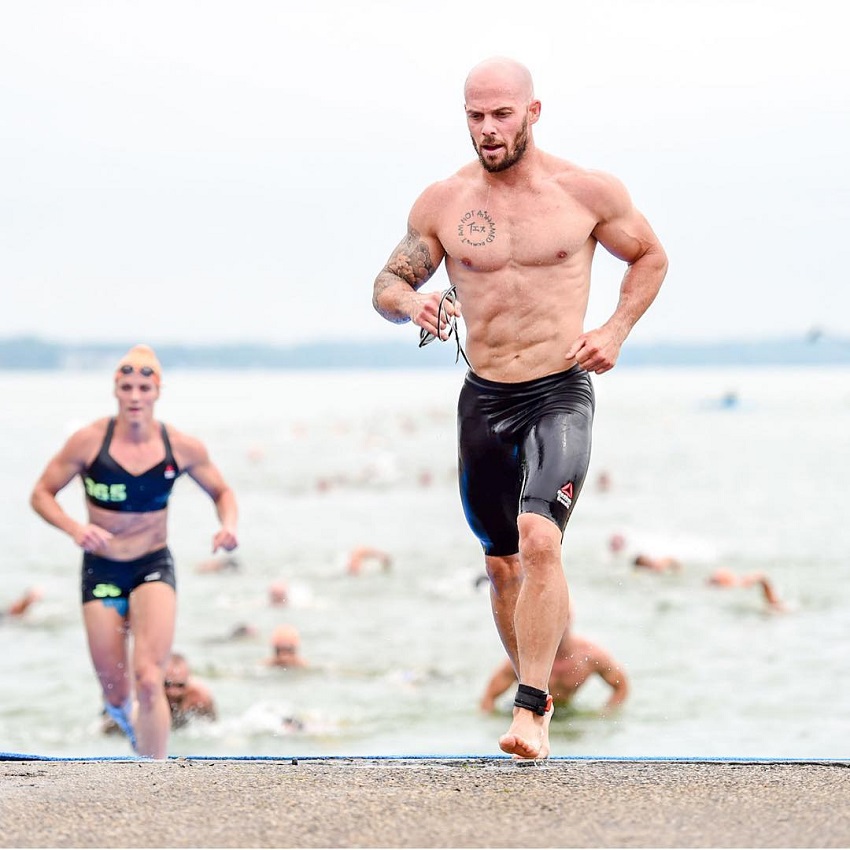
[0,334,849,371]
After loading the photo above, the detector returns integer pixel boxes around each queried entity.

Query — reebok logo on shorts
[556,481,574,509]
[144,571,162,582]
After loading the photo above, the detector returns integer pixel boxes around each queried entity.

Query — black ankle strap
[514,683,550,716]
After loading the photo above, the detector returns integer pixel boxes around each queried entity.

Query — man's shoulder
[418,163,479,201]
[543,156,631,219]
[183,680,216,714]
[410,166,479,229]
[567,634,606,657]
[186,679,214,702]
[542,154,624,193]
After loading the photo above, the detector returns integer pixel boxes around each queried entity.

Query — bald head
[271,624,300,648]
[464,57,540,173]
[464,57,535,104]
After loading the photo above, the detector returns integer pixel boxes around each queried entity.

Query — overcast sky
[1,0,847,347]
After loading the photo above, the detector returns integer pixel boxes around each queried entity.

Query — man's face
[464,75,539,174]
[467,110,530,173]
[272,641,300,666]
[164,660,189,705]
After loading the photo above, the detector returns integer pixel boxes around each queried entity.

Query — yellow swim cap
[115,344,162,385]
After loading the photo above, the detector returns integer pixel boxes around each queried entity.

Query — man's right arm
[372,223,440,322]
[479,660,518,713]
[372,190,460,339]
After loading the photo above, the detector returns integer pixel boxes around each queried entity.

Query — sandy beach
[2,757,848,848]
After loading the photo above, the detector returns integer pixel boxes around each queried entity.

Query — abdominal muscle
[452,260,593,383]
[87,505,169,561]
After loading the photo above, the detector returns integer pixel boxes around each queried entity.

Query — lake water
[1,365,848,759]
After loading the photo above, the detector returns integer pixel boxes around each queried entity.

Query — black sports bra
[82,418,181,512]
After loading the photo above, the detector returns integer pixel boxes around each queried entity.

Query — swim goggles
[418,285,470,367]
[118,364,156,377]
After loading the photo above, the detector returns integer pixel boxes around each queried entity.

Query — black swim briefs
[457,365,595,557]
[81,547,177,616]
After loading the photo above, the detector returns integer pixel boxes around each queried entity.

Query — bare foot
[499,704,553,760]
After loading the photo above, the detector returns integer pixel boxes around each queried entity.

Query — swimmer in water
[610,533,683,573]
[102,651,216,735]
[345,546,392,576]
[268,580,289,606]
[480,623,629,716]
[266,624,307,669]
[163,652,217,729]
[0,587,43,622]
[707,568,788,613]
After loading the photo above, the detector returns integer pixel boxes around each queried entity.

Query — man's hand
[566,327,623,375]
[411,289,462,341]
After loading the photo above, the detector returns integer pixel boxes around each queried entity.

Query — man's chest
[437,192,597,272]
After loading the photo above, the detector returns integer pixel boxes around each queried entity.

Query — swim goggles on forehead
[118,364,156,377]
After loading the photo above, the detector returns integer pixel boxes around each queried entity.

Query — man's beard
[472,117,529,173]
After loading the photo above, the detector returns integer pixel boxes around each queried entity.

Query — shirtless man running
[372,57,667,758]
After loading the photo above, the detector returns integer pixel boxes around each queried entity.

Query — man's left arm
[567,173,668,374]
[593,649,630,715]
[185,682,217,720]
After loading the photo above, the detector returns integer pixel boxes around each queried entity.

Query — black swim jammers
[82,547,177,617]
[458,366,595,557]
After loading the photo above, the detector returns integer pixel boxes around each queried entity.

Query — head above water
[271,624,300,651]
[463,57,540,174]
[268,580,289,606]
[164,653,190,694]
[114,344,162,386]
[609,533,627,553]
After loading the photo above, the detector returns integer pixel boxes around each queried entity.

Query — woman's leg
[129,582,176,759]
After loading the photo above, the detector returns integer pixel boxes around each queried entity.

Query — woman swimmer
[30,344,238,758]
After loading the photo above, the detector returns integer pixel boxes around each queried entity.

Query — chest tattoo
[457,209,497,247]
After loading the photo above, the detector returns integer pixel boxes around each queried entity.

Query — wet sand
[2,757,848,848]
